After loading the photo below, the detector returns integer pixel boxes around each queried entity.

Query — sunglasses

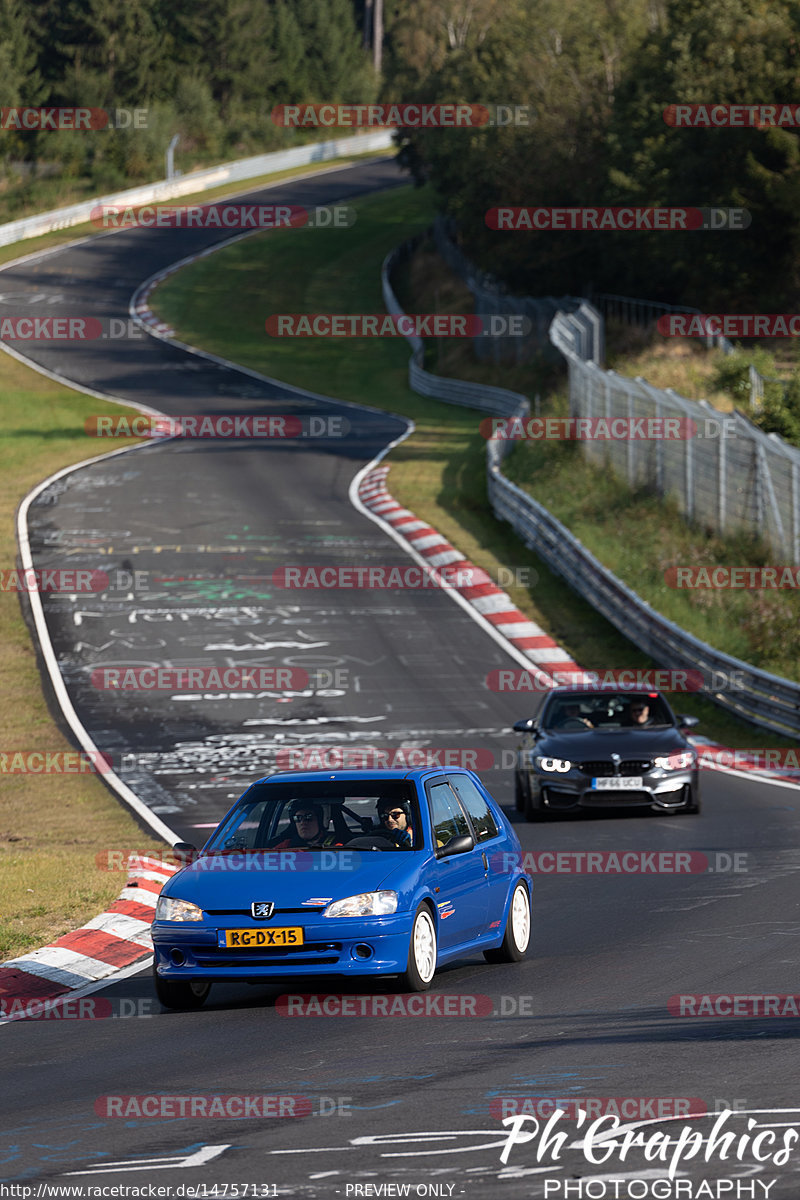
[381,809,406,820]
[291,812,318,822]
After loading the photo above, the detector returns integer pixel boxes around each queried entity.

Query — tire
[514,771,526,813]
[524,785,548,822]
[484,882,531,964]
[683,784,701,814]
[153,965,211,1010]
[397,905,437,992]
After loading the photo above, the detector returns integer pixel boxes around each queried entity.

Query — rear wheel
[484,882,531,963]
[397,905,437,992]
[153,966,210,1010]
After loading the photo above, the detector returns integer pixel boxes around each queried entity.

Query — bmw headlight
[534,756,572,773]
[324,891,398,918]
[654,752,695,771]
[155,896,204,922]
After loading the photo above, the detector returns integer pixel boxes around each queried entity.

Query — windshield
[541,692,674,731]
[205,780,421,852]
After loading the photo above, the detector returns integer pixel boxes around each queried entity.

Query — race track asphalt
[3,158,800,1198]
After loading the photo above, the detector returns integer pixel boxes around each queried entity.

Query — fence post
[627,386,635,487]
[718,419,727,535]
[685,420,694,521]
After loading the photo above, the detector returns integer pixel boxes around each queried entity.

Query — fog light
[353,944,373,960]
[170,948,186,966]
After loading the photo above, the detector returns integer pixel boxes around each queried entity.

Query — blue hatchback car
[152,769,531,1009]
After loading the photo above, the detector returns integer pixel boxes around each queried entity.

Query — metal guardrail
[384,237,800,736]
[0,130,394,248]
[381,242,529,419]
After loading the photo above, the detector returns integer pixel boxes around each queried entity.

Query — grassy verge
[151,185,793,749]
[0,149,395,963]
[0,353,166,962]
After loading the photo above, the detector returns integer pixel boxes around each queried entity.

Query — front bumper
[152,912,415,981]
[530,770,697,811]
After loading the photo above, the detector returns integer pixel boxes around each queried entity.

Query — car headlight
[654,752,695,771]
[534,756,572,773]
[324,891,398,918]
[155,896,204,922]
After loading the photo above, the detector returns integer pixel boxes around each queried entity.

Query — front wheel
[397,905,437,992]
[514,771,526,813]
[683,784,701,814]
[484,882,531,963]
[524,786,548,822]
[153,965,211,1010]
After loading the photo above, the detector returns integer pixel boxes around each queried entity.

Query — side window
[449,775,499,842]
[428,781,470,847]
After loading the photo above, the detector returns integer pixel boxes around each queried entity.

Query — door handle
[482,852,489,874]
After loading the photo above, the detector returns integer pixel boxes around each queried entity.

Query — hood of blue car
[160,850,421,911]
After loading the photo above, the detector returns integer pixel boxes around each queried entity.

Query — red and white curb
[133,269,176,336]
[0,855,176,1019]
[358,464,583,679]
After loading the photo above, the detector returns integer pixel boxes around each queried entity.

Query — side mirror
[512,718,537,733]
[172,841,198,865]
[437,834,475,859]
[675,714,699,730]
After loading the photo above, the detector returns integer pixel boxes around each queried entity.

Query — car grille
[203,907,326,916]
[579,760,653,776]
[195,941,343,968]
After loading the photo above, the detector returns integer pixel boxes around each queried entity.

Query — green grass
[0,352,166,961]
[152,185,794,749]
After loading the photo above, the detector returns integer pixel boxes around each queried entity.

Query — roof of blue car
[251,768,468,785]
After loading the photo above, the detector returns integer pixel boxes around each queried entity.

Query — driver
[376,798,415,849]
[555,701,593,728]
[269,800,342,850]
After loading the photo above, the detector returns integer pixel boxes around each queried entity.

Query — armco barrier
[0,131,394,249]
[381,240,529,421]
[383,237,800,737]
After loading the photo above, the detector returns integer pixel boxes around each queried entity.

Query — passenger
[627,700,653,726]
[269,801,341,849]
[376,798,415,849]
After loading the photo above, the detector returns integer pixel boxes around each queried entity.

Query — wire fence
[382,238,800,735]
[429,218,800,558]
[551,307,800,561]
[433,218,785,408]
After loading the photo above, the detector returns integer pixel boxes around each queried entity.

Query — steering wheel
[560,718,589,731]
[344,833,400,850]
